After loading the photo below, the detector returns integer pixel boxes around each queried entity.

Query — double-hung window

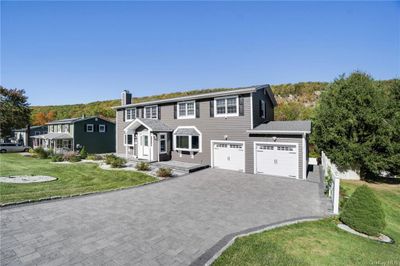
[260,100,266,119]
[124,134,133,145]
[126,108,136,121]
[145,105,158,119]
[159,133,167,154]
[178,101,195,119]
[214,96,239,117]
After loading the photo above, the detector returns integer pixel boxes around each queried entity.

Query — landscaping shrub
[79,146,88,159]
[136,162,150,171]
[156,167,172,177]
[339,185,386,236]
[110,157,127,168]
[105,154,118,165]
[87,154,103,161]
[51,154,64,162]
[33,147,50,159]
[63,151,81,162]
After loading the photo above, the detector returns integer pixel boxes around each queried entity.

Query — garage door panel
[255,143,298,178]
[212,142,245,172]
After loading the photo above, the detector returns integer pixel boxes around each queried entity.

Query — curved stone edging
[337,223,394,244]
[190,216,326,266]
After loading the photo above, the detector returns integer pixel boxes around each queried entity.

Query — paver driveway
[1,168,327,266]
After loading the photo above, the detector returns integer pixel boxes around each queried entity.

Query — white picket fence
[321,151,340,214]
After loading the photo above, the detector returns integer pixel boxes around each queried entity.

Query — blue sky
[1,1,399,106]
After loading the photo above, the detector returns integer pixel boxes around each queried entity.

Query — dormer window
[144,105,158,119]
[126,108,136,121]
[214,96,239,117]
[178,101,195,119]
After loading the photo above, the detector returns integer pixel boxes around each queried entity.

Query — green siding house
[32,116,115,154]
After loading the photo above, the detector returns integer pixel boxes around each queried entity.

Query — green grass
[0,154,157,205]
[213,180,400,266]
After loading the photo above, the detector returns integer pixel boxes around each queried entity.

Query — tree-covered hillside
[30,80,397,125]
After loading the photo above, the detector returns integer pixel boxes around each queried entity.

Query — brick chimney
[121,90,132,105]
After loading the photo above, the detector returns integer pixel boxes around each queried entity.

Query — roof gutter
[247,130,311,135]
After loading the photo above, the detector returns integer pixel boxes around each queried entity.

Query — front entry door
[138,131,150,160]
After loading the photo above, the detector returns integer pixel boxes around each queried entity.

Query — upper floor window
[86,124,94,132]
[99,124,106,133]
[62,124,69,133]
[260,100,266,119]
[214,96,239,117]
[178,101,195,119]
[126,108,136,121]
[145,105,158,119]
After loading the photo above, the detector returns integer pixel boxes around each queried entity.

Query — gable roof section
[247,120,311,135]
[124,118,173,132]
[113,84,277,109]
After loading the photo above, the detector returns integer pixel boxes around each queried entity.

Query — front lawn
[0,153,157,205]
[213,180,400,265]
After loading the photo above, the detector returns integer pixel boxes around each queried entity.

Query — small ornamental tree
[339,185,385,236]
[79,146,88,159]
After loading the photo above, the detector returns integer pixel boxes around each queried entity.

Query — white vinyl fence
[321,151,340,215]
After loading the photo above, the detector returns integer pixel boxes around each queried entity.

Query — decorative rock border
[0,175,57,184]
[337,223,394,243]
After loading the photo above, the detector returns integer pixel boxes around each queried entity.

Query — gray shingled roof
[137,118,173,132]
[248,121,311,134]
[173,127,200,136]
[31,132,73,139]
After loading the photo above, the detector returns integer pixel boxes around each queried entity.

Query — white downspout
[302,133,307,179]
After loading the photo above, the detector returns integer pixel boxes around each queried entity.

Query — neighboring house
[13,125,48,147]
[31,116,115,154]
[113,85,311,179]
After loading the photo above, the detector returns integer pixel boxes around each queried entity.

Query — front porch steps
[152,161,209,174]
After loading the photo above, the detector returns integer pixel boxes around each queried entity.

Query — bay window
[173,126,202,152]
[214,96,239,117]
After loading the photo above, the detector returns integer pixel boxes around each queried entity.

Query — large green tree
[313,72,399,179]
[0,87,31,138]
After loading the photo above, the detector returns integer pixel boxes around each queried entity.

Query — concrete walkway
[0,169,328,266]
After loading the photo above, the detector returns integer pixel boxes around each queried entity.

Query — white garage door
[212,142,245,172]
[255,143,298,178]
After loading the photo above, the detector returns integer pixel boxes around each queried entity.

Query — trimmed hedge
[339,185,385,236]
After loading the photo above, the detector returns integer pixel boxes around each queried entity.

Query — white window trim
[177,101,196,119]
[125,108,136,122]
[124,133,134,146]
[144,105,158,119]
[261,99,266,119]
[99,124,106,133]
[86,124,94,132]
[253,141,299,179]
[159,133,167,154]
[214,95,239,117]
[173,126,202,153]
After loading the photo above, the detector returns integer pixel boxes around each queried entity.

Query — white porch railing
[321,151,340,215]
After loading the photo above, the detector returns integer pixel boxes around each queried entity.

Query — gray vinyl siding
[249,134,304,179]
[115,89,304,176]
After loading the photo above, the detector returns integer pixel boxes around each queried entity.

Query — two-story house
[32,116,115,154]
[114,85,311,179]
[13,125,48,147]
